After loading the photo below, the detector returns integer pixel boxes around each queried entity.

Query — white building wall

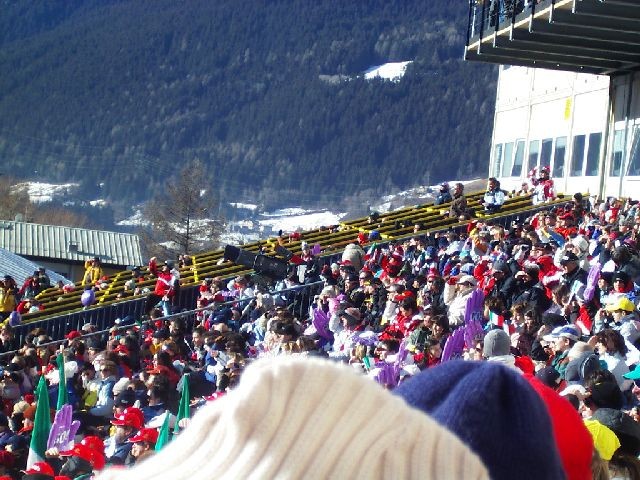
[490,66,610,197]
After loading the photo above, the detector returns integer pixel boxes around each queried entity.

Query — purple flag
[441,327,465,362]
[312,308,333,340]
[464,288,485,324]
[583,263,601,302]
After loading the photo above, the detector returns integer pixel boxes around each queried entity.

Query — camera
[223,245,290,280]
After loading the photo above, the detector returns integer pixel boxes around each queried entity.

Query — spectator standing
[0,279,16,321]
[83,257,103,286]
[532,166,556,205]
[482,178,506,214]
[434,183,452,206]
[448,183,469,220]
[146,258,178,317]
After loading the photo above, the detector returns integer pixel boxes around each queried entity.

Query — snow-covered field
[18,177,485,245]
[15,182,79,203]
[116,210,148,227]
[258,209,346,232]
[364,61,413,81]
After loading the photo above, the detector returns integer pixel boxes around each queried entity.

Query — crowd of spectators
[3,174,640,478]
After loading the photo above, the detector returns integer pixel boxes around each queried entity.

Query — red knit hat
[514,355,535,376]
[525,376,593,480]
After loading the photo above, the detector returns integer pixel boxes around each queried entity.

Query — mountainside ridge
[0,0,497,216]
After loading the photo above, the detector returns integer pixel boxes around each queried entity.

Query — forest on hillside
[0,0,497,216]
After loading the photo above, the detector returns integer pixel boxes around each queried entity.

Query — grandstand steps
[22,191,571,325]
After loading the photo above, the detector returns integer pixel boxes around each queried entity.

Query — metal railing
[3,280,327,355]
[467,0,538,42]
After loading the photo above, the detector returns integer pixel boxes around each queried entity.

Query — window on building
[585,132,601,176]
[502,142,514,177]
[493,143,503,177]
[553,137,567,178]
[528,140,539,173]
[570,134,586,176]
[610,129,624,177]
[627,127,640,176]
[512,140,525,177]
[540,139,553,168]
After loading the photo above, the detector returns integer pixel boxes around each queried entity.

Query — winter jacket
[483,189,506,210]
[444,283,476,327]
[510,280,551,311]
[0,288,16,314]
[89,376,116,418]
[449,194,468,219]
[434,191,452,206]
[82,261,103,286]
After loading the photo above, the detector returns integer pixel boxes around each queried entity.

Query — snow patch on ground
[364,61,413,81]
[229,202,258,211]
[15,182,79,203]
[258,210,346,232]
[117,210,148,227]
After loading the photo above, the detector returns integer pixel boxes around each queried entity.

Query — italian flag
[26,376,52,468]
[489,311,514,335]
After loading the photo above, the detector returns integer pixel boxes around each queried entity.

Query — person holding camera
[511,265,551,312]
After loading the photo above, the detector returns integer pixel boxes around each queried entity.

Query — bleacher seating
[22,191,571,323]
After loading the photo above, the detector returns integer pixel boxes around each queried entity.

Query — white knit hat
[97,357,489,480]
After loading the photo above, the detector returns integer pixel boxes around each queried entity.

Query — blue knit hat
[394,360,566,480]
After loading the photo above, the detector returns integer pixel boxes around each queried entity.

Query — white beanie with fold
[98,356,489,480]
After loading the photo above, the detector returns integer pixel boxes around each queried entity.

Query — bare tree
[0,176,30,221]
[143,160,223,256]
[30,205,93,228]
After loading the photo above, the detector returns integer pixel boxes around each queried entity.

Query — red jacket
[149,259,175,298]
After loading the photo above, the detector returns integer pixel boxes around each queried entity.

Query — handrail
[0,281,326,358]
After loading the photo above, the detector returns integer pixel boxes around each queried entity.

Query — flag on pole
[155,410,172,452]
[489,311,514,335]
[173,374,190,434]
[56,354,68,410]
[488,311,504,328]
[27,376,52,468]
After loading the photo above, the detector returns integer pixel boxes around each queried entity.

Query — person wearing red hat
[21,461,55,480]
[58,444,98,479]
[79,436,106,470]
[104,411,141,466]
[128,428,159,463]
[0,450,14,479]
[524,375,594,480]
[532,166,555,205]
[64,331,82,342]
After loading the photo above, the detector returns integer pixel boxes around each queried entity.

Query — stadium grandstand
[4,2,640,477]
[7,189,570,344]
